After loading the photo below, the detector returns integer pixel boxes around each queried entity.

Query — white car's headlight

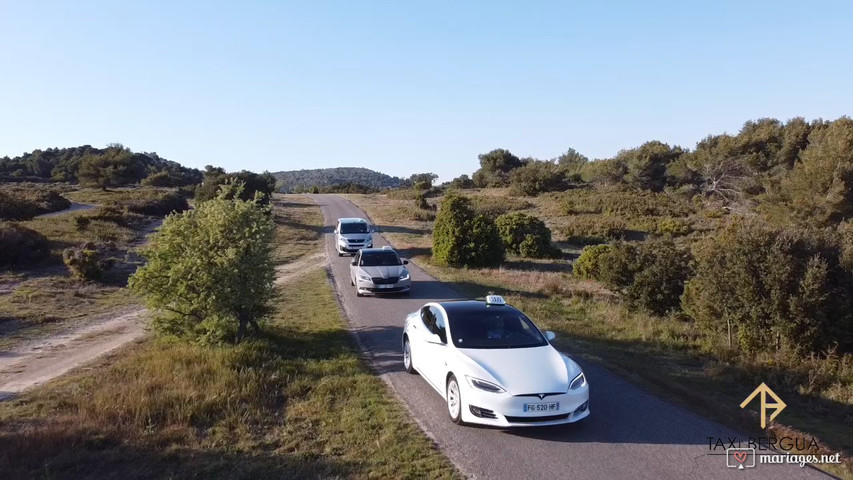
[399,270,410,281]
[358,274,372,281]
[570,372,586,390]
[466,376,505,393]
[339,238,348,244]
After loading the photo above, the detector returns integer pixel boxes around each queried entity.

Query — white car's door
[420,306,450,393]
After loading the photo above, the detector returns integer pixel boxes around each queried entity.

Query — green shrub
[573,244,613,279]
[432,194,504,268]
[682,221,853,354]
[62,242,116,280]
[0,222,50,266]
[141,170,200,188]
[589,239,692,316]
[655,217,692,236]
[508,160,567,196]
[495,212,560,258]
[129,184,276,344]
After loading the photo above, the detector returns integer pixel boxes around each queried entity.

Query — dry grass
[0,195,459,480]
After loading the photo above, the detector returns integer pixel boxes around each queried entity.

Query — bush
[682,221,853,354]
[573,244,612,279]
[508,160,567,196]
[62,242,116,280]
[656,217,692,236]
[0,187,71,220]
[495,212,560,258]
[587,239,692,316]
[129,184,276,344]
[432,194,504,268]
[125,192,190,217]
[141,170,201,188]
[0,223,50,266]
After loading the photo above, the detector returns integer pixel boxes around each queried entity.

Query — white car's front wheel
[446,375,464,425]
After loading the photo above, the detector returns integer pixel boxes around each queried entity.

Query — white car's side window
[430,307,447,344]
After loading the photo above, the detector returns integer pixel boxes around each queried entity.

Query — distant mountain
[272,167,404,192]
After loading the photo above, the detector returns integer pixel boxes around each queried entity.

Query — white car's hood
[458,346,578,394]
[359,265,406,279]
[341,234,371,242]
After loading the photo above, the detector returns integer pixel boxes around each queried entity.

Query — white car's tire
[447,375,464,425]
[403,337,416,374]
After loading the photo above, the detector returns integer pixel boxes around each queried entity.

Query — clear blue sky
[1,1,851,181]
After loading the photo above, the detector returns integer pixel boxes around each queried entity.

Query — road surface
[314,194,827,480]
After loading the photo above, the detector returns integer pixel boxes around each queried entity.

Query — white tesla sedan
[402,295,589,427]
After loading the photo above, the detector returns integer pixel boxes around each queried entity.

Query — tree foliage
[432,194,504,268]
[195,166,277,204]
[0,223,49,266]
[129,184,276,343]
[472,149,524,187]
[77,146,147,190]
[508,160,567,196]
[682,220,853,354]
[495,212,560,258]
[273,167,403,192]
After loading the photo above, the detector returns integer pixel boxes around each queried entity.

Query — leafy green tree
[77,146,146,190]
[617,141,684,192]
[782,117,853,225]
[495,212,560,258]
[446,174,475,189]
[472,149,524,187]
[129,183,276,343]
[508,160,567,196]
[682,220,853,353]
[557,148,589,175]
[432,194,504,268]
[195,167,277,204]
[580,158,627,187]
[409,173,438,189]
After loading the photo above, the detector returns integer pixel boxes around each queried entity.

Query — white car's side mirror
[545,330,556,341]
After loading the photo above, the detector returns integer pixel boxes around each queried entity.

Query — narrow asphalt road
[313,194,827,480]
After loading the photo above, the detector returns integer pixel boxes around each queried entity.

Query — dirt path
[0,251,328,401]
[0,310,146,400]
[36,202,97,218]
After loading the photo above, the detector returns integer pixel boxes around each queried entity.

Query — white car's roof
[338,217,368,223]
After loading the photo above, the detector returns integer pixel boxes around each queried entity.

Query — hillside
[0,145,201,185]
[272,167,403,192]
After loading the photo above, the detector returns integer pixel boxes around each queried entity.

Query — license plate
[378,284,393,288]
[523,401,560,412]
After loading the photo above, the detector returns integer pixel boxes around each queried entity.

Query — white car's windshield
[449,310,547,349]
[361,251,401,267]
[340,222,369,234]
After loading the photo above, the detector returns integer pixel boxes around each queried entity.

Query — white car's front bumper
[355,276,411,294]
[459,382,590,427]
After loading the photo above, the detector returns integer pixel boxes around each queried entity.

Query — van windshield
[340,222,369,234]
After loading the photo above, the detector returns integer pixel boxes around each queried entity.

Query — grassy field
[0,194,459,480]
[344,189,853,478]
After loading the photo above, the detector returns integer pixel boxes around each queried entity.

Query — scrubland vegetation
[343,115,853,476]
[0,193,458,479]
